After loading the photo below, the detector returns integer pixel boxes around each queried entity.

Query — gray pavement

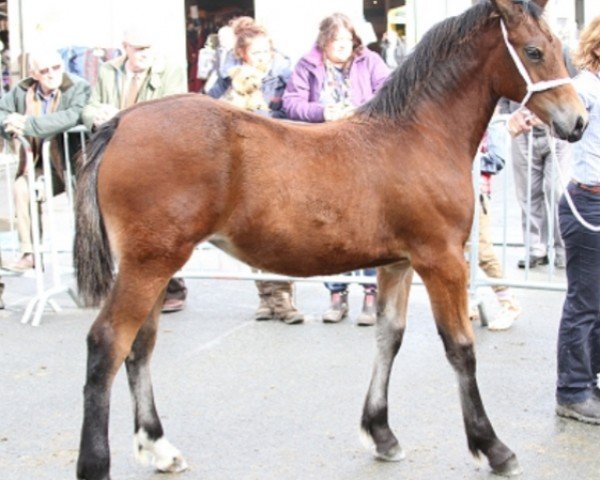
[2,277,600,480]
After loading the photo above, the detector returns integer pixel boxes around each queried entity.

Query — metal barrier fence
[0,121,568,326]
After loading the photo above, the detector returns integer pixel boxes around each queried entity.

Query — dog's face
[229,65,263,95]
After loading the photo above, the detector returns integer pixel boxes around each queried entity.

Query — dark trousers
[325,268,377,293]
[556,184,600,404]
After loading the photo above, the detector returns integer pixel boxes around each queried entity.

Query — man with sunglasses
[82,26,188,313]
[0,48,90,273]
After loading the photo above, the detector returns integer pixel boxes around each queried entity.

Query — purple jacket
[282,45,391,123]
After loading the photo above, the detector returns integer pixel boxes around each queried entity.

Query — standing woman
[555,16,600,424]
[282,13,390,325]
[209,20,305,324]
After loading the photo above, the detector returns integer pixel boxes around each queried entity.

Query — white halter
[500,20,571,110]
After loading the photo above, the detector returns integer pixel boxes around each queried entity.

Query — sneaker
[3,253,35,273]
[488,298,521,331]
[556,396,600,425]
[468,300,480,321]
[356,292,377,326]
[322,291,349,323]
[161,297,185,313]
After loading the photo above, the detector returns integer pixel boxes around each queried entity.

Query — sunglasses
[38,64,62,75]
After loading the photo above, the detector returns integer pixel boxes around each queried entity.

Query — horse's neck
[415,56,498,164]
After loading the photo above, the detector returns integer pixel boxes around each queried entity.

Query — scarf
[321,59,353,109]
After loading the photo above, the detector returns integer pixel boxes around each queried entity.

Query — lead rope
[501,20,600,231]
[549,133,600,232]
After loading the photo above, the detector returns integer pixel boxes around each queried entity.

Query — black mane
[357,1,542,121]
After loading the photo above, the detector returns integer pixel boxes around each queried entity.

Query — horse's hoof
[360,428,405,462]
[134,430,189,473]
[491,454,522,477]
[156,452,189,473]
[374,443,405,462]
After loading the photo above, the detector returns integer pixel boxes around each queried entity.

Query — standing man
[499,51,576,270]
[500,99,570,270]
[1,48,90,272]
[83,27,188,313]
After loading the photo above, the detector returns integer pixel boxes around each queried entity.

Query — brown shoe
[322,291,349,323]
[162,297,185,313]
[3,253,35,273]
[356,292,377,326]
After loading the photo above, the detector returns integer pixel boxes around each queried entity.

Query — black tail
[73,117,120,307]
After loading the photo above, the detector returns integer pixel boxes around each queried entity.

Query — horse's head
[490,0,587,142]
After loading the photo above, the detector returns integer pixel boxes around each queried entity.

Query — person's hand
[324,104,355,122]
[507,109,543,137]
[93,104,119,128]
[3,113,27,136]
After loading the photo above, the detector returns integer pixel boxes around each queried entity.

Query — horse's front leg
[126,288,188,473]
[416,247,522,476]
[361,260,413,461]
[76,271,170,480]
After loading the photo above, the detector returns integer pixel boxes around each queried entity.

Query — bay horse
[74,1,587,479]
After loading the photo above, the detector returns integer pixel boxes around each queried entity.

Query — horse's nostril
[575,115,587,133]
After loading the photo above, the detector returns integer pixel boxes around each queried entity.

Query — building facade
[5,0,600,81]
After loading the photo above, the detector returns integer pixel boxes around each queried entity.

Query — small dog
[222,64,270,112]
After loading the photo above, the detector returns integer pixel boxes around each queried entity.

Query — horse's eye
[524,46,543,62]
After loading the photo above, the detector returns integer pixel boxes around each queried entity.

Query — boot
[254,294,274,321]
[254,281,276,321]
[356,291,377,326]
[271,282,305,325]
[322,291,349,323]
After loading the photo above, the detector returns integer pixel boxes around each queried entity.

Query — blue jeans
[324,269,377,294]
[556,184,600,404]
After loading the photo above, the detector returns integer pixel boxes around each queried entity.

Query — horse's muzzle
[553,114,588,143]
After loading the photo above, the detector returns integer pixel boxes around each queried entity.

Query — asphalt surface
[2,274,600,480]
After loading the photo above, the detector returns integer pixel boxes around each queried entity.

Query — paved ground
[2,275,600,480]
[2,144,600,479]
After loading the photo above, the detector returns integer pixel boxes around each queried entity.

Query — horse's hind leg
[416,248,521,476]
[76,267,174,480]
[126,289,187,473]
[361,260,413,461]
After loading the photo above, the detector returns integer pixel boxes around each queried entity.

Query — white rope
[500,20,572,110]
[550,135,600,232]
[501,20,598,230]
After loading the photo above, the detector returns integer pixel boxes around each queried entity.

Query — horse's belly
[208,233,402,277]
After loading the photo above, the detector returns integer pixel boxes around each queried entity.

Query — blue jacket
[207,51,292,119]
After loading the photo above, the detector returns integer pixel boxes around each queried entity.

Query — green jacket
[0,72,90,139]
[82,55,187,130]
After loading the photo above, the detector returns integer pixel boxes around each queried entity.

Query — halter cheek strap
[500,20,571,110]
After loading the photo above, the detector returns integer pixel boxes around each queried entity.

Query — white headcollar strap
[500,19,571,109]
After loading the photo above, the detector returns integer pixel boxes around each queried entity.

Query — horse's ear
[489,0,528,25]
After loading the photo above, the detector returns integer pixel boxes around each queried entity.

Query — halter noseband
[500,20,571,110]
